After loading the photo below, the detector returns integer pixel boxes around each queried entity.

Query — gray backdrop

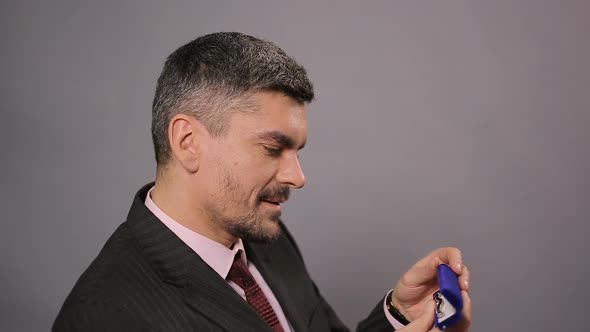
[2,1,589,331]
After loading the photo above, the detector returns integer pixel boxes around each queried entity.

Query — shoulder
[53,222,167,330]
[70,222,150,296]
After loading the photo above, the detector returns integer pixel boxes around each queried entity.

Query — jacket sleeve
[356,295,397,332]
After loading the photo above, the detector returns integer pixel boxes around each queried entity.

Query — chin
[252,221,283,243]
[231,217,283,244]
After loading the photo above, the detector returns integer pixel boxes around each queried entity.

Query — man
[53,32,471,331]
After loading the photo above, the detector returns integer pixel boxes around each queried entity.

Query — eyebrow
[257,131,306,150]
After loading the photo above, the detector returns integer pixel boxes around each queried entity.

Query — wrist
[386,289,410,325]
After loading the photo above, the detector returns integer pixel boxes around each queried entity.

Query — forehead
[229,91,308,144]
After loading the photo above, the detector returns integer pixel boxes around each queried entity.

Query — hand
[392,247,472,331]
[396,297,471,332]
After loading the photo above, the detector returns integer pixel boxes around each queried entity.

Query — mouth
[258,186,290,207]
[260,198,286,210]
[265,198,286,204]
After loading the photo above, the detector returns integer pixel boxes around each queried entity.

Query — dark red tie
[227,253,285,332]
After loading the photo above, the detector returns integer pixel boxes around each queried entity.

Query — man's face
[198,91,307,243]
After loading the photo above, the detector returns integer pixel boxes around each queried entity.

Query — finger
[401,255,439,286]
[399,300,436,332]
[400,248,463,287]
[431,247,463,274]
[461,290,472,327]
[458,265,470,291]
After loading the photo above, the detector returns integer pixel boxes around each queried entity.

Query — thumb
[397,301,436,332]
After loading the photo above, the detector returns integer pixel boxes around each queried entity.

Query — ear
[168,114,202,173]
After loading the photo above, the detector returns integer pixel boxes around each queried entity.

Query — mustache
[258,186,291,202]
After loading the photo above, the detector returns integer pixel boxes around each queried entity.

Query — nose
[276,153,306,189]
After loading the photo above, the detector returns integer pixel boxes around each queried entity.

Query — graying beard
[223,213,282,244]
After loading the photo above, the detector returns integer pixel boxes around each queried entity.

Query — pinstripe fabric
[52,183,391,331]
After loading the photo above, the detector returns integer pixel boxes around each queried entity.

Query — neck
[152,172,237,248]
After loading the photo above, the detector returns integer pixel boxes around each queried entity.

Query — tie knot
[227,253,255,288]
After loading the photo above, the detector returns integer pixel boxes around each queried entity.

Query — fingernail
[456,262,462,271]
[463,280,469,288]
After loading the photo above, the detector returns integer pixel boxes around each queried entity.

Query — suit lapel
[127,183,272,332]
[181,256,273,331]
[246,241,309,332]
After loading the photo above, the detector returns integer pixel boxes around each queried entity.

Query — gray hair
[151,32,314,165]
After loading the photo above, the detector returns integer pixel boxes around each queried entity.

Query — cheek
[233,163,277,202]
[218,143,279,198]
[230,147,277,181]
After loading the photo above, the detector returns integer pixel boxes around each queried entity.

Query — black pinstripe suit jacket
[53,183,392,331]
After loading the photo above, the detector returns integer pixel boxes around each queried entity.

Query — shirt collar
[144,186,246,279]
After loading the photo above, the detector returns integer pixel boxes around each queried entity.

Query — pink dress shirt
[145,187,403,331]
[145,187,292,332]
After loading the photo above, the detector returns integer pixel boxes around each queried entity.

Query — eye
[263,145,282,157]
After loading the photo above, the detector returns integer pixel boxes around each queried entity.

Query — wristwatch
[386,289,410,325]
